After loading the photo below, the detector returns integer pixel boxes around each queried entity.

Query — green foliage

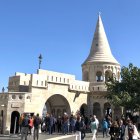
[106,63,140,112]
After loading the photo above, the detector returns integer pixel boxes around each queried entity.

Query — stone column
[100,102,104,118]
[87,93,93,116]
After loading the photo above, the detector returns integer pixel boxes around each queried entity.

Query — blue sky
[0,0,140,90]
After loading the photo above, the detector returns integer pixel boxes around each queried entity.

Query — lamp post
[38,54,42,69]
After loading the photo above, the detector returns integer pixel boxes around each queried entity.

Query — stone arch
[96,71,103,82]
[83,71,89,81]
[44,94,71,118]
[105,70,112,81]
[10,111,20,134]
[80,103,88,117]
[93,102,101,120]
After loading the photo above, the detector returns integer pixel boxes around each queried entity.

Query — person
[106,115,112,136]
[102,118,108,138]
[62,112,69,135]
[48,114,54,135]
[124,119,140,140]
[33,113,41,140]
[109,121,120,140]
[118,119,125,140]
[57,116,62,133]
[90,116,98,140]
[80,117,86,140]
[69,115,76,133]
[75,115,85,140]
[93,115,99,137]
[93,115,99,129]
[44,113,50,132]
[52,116,57,133]
[21,113,30,140]
[28,115,34,137]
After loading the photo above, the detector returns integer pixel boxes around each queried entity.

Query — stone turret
[82,14,120,91]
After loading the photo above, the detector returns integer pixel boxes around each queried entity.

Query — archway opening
[43,94,71,118]
[10,111,20,134]
[96,71,103,82]
[105,70,112,81]
[93,102,101,120]
[80,104,88,117]
[104,102,111,117]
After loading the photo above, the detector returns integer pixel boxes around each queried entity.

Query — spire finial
[98,11,101,16]
[38,54,43,69]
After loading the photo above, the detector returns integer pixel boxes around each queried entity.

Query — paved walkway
[0,132,110,140]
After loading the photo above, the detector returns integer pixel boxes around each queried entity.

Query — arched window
[96,71,103,82]
[105,70,112,81]
[93,102,101,120]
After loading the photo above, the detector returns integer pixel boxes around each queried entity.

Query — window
[105,70,112,81]
[19,95,23,100]
[67,79,69,83]
[12,95,16,99]
[96,71,103,82]
[27,96,30,99]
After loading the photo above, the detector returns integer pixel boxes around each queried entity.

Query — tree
[106,63,140,114]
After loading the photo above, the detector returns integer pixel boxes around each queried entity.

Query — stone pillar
[87,93,93,116]
[100,102,104,118]
[4,109,10,134]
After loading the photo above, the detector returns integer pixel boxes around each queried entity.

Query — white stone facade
[0,14,121,134]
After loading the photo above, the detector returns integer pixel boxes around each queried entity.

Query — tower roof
[83,14,119,65]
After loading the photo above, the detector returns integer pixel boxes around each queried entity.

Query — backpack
[34,117,41,128]
[22,117,29,127]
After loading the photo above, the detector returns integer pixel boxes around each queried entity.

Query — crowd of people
[19,113,42,140]
[19,112,140,140]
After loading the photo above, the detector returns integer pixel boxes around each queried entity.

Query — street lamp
[38,54,43,69]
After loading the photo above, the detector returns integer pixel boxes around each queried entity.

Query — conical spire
[83,14,119,65]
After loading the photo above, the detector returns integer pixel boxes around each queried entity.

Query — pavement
[0,132,110,140]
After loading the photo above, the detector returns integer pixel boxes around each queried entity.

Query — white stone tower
[82,14,121,118]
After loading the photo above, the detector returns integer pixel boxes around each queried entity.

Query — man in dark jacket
[21,113,30,140]
[33,114,41,140]
[48,114,54,135]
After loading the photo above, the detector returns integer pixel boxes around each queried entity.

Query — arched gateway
[10,111,20,134]
[0,14,121,134]
[44,94,71,117]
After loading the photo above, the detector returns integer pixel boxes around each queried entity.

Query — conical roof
[83,14,119,65]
